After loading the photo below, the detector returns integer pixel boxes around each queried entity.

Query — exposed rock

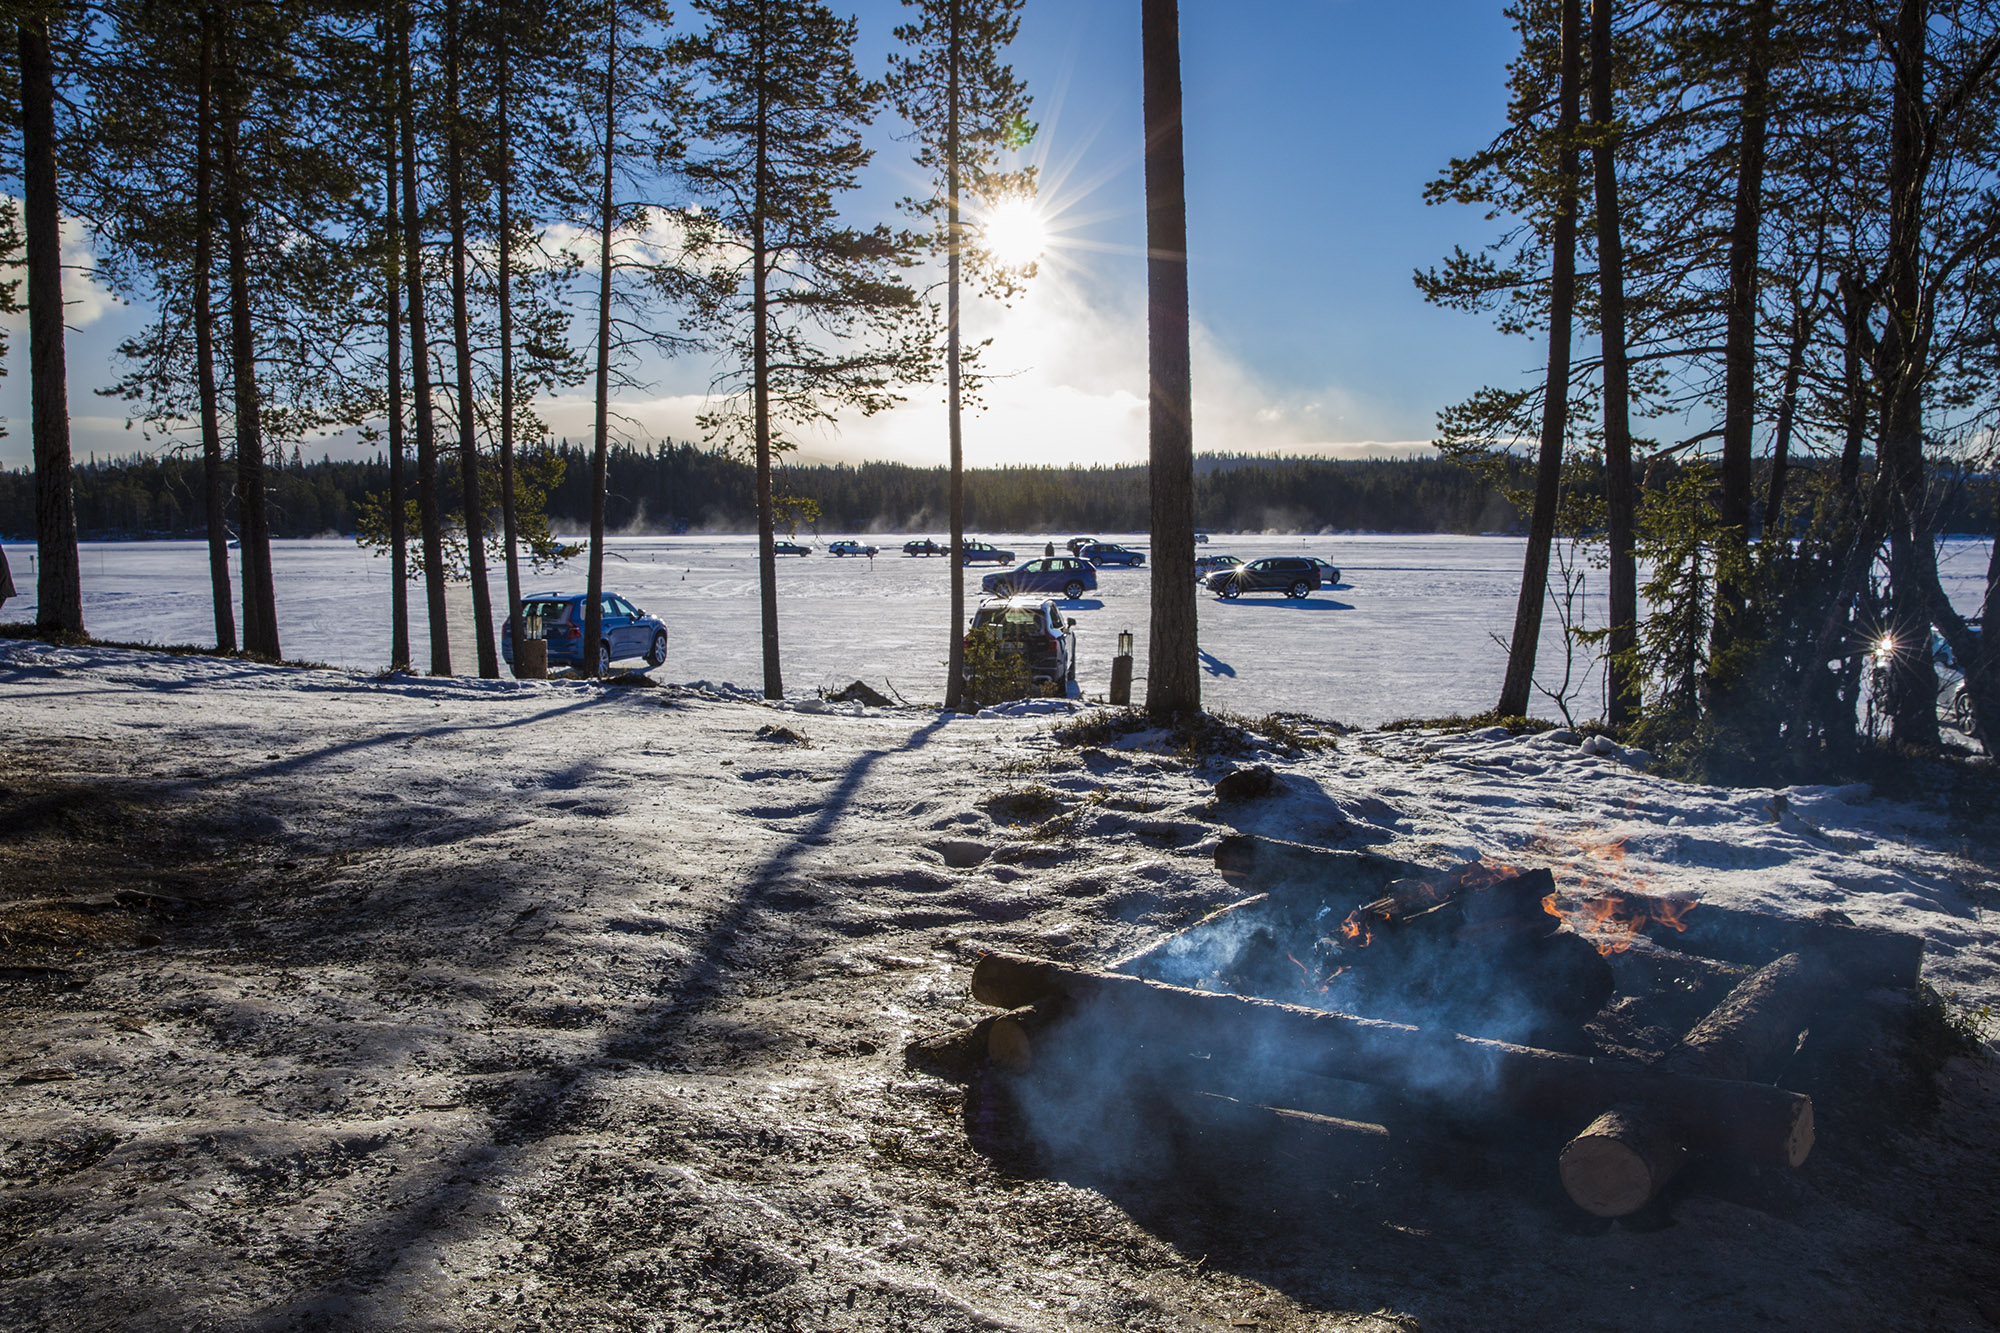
[1214,764,1278,801]
[830,680,893,707]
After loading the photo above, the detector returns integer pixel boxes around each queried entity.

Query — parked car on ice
[1065,536,1099,555]
[966,595,1078,687]
[1203,557,1321,600]
[773,540,811,556]
[502,592,668,675]
[1308,557,1342,586]
[1078,542,1144,567]
[903,538,947,556]
[961,539,1016,565]
[980,556,1098,601]
[828,540,880,557]
[1936,621,1983,731]
[1194,553,1244,579]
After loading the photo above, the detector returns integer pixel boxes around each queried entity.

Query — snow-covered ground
[2,641,1997,1330]
[5,533,1990,727]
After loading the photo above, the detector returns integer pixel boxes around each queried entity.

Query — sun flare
[978,196,1046,270]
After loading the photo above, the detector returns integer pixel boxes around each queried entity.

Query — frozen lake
[3,532,1992,727]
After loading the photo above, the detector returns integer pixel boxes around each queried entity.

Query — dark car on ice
[961,539,1015,565]
[903,538,947,556]
[1203,556,1321,600]
[965,596,1078,687]
[1078,542,1144,567]
[1936,620,1983,731]
[980,556,1099,601]
[502,591,668,675]
[773,540,811,556]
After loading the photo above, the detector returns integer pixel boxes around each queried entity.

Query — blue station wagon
[502,592,669,675]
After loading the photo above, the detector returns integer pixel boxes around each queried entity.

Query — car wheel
[596,641,613,676]
[645,630,668,667]
[1289,580,1310,599]
[1948,689,1973,729]
[1064,580,1085,600]
[1220,580,1241,600]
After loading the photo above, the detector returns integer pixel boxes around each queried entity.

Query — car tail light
[552,623,579,640]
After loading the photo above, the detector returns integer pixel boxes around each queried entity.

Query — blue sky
[0,0,1531,471]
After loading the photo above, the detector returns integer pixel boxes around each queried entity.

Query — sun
[977,195,1046,270]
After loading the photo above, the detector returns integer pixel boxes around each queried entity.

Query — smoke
[1001,862,1615,1176]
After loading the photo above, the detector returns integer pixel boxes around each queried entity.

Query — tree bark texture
[942,2,967,712]
[496,9,524,675]
[218,35,279,661]
[384,58,410,673]
[1881,0,1939,747]
[1497,0,1582,719]
[1141,0,1200,719]
[194,14,236,653]
[1707,0,1771,694]
[585,2,617,680]
[1762,304,1809,528]
[400,9,451,676]
[752,4,782,699]
[17,15,83,635]
[1589,0,1636,728]
[445,0,498,678]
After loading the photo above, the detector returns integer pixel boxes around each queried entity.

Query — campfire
[958,834,1926,1219]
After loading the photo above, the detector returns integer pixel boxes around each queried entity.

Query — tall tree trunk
[400,7,451,676]
[17,14,82,635]
[1762,302,1809,528]
[1709,0,1771,683]
[194,11,235,653]
[942,0,968,711]
[384,22,409,671]
[1589,0,1636,728]
[585,2,617,681]
[1881,0,1937,747]
[1496,0,1583,719]
[496,5,523,674]
[444,0,498,678]
[1140,0,1199,719]
[752,3,782,699]
[218,36,279,660]
[1836,271,1867,491]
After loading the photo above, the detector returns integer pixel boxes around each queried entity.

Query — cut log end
[1785,1096,1815,1168]
[987,1015,1034,1072]
[1558,1104,1686,1217]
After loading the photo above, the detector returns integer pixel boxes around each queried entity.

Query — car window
[601,595,622,618]
[521,599,569,622]
[614,597,639,617]
[1248,560,1270,572]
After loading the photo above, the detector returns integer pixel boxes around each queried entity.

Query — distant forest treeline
[8,442,1992,542]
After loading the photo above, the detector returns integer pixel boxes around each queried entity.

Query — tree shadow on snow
[228,714,952,1330]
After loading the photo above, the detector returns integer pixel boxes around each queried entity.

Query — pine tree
[685,0,927,699]
[15,5,82,634]
[1140,0,1199,719]
[888,0,1035,713]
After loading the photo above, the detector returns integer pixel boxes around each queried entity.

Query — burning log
[1558,951,1841,1217]
[971,951,1812,1169]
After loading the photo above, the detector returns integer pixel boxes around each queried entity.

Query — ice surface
[2,532,1991,726]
